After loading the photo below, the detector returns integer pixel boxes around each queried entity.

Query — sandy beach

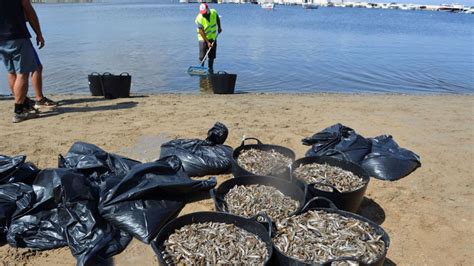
[0,93,472,265]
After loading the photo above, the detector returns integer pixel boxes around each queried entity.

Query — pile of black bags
[1,141,217,266]
[302,123,421,181]
[0,122,421,265]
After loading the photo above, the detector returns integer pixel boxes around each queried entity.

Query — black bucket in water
[232,137,296,180]
[209,71,237,94]
[272,197,390,266]
[291,156,370,213]
[151,211,274,265]
[88,72,103,96]
[210,175,308,217]
[101,72,131,99]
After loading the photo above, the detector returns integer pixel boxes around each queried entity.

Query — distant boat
[438,4,464,12]
[302,2,318,9]
[464,6,474,13]
[261,2,274,9]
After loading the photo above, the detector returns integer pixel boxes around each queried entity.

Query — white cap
[199,3,209,14]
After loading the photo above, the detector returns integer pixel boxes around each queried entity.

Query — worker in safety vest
[195,3,222,73]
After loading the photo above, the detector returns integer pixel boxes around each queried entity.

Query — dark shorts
[199,40,217,61]
[0,38,39,74]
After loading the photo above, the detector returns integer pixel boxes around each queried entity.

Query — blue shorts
[0,38,39,74]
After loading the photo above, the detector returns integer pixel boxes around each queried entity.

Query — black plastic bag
[58,169,131,266]
[7,168,132,264]
[206,122,229,145]
[361,135,421,181]
[303,123,371,163]
[0,155,24,179]
[7,169,70,250]
[0,183,35,245]
[303,124,421,181]
[0,155,39,185]
[59,142,141,186]
[99,156,217,243]
[159,122,233,177]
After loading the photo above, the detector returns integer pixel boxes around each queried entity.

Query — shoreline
[2,91,474,98]
[0,93,472,265]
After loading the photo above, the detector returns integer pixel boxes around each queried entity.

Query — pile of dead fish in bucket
[0,122,421,265]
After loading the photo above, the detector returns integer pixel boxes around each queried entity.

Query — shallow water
[0,1,473,94]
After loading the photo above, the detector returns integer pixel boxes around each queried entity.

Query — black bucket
[209,71,236,94]
[273,197,390,266]
[232,137,296,180]
[101,72,131,99]
[88,72,103,96]
[151,211,274,265]
[210,175,308,218]
[291,156,370,213]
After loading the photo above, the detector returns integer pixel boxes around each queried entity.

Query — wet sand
[0,93,472,265]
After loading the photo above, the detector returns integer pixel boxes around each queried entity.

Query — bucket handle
[160,248,174,265]
[119,72,130,76]
[250,213,273,238]
[102,72,113,76]
[240,137,263,146]
[216,71,228,75]
[209,189,229,212]
[89,72,101,76]
[301,196,338,212]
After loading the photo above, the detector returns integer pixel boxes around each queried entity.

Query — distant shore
[1,93,472,265]
[182,1,473,14]
[30,0,473,14]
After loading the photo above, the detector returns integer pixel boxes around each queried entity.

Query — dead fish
[273,210,385,264]
[238,148,292,176]
[224,184,300,221]
[293,163,367,193]
[163,222,268,265]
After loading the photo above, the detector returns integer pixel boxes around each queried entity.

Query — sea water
[0,0,472,94]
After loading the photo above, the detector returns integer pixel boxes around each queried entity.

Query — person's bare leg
[31,64,44,101]
[7,72,16,95]
[31,64,57,107]
[13,73,29,105]
[12,73,39,123]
